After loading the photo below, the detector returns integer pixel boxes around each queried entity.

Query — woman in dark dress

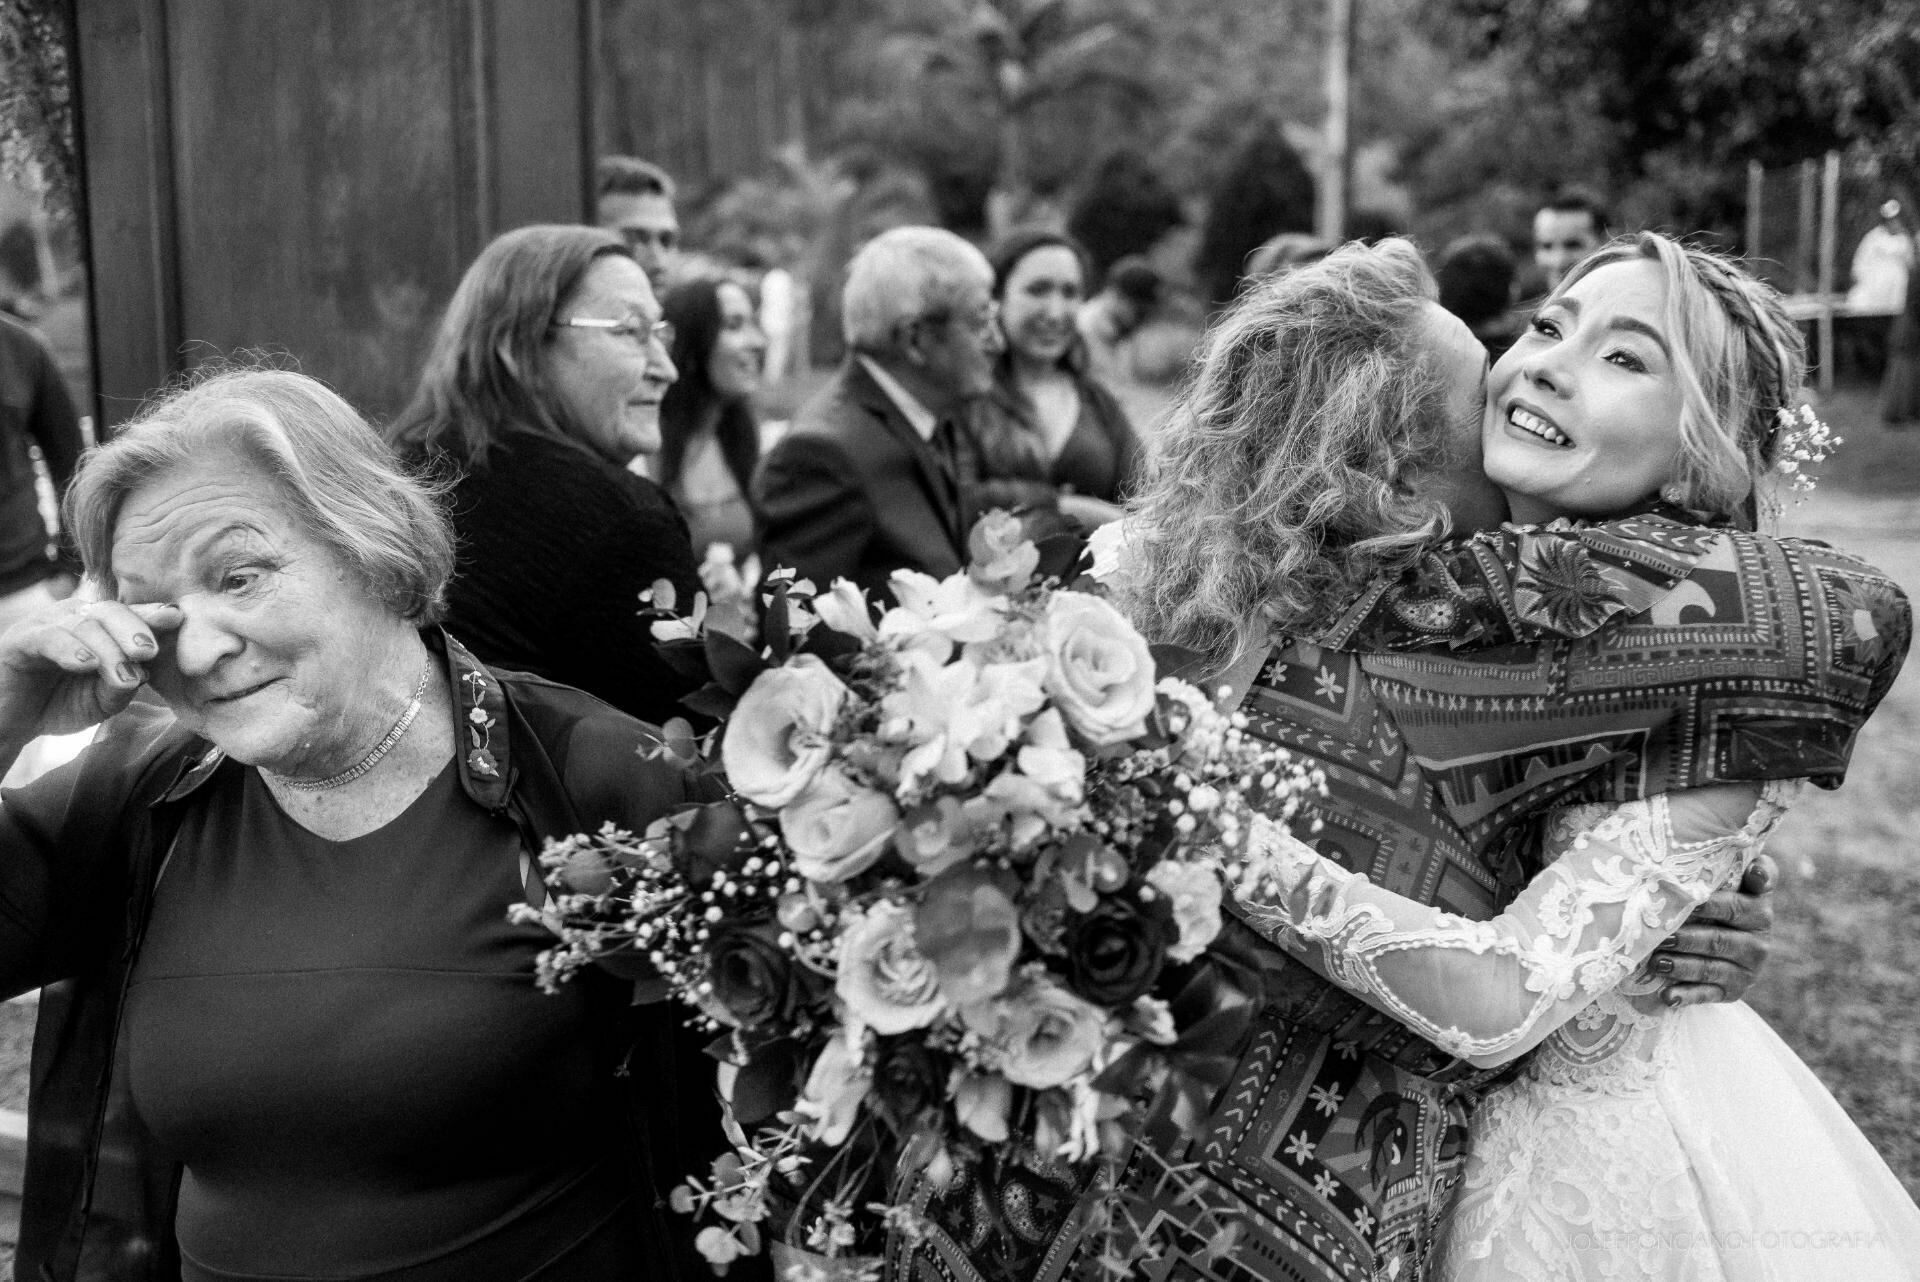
[0,369,720,1280]
[970,229,1143,530]
[657,277,767,559]
[388,225,700,726]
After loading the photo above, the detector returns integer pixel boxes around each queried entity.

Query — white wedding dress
[1238,781,1920,1281]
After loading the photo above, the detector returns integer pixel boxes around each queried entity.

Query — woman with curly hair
[1123,237,1505,669]
[898,237,1916,1282]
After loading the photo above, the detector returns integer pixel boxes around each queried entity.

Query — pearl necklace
[272,663,433,792]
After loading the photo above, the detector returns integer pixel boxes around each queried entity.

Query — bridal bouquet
[522,514,1321,1276]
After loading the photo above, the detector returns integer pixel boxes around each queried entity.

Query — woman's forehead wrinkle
[112,472,286,577]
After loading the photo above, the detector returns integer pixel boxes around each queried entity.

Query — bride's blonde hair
[1122,238,1456,672]
[1550,232,1807,524]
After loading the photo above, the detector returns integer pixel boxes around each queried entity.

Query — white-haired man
[752,226,1004,597]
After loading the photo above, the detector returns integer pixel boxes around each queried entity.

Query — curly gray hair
[1123,238,1457,672]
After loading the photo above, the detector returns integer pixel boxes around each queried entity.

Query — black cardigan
[435,426,703,727]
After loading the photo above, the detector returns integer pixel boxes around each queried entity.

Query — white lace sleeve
[1233,780,1801,1069]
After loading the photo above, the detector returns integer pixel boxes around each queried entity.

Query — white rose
[836,900,948,1035]
[812,578,879,642]
[781,768,899,884]
[1036,592,1157,746]
[965,976,1109,1089]
[1145,859,1225,962]
[720,655,848,808]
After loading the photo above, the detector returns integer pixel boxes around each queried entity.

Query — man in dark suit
[752,226,1003,598]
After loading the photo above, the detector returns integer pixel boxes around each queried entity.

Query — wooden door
[76,0,596,429]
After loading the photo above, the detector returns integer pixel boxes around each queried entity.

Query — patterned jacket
[891,512,1911,1282]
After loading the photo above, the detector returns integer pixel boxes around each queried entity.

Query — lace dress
[1238,783,1920,1280]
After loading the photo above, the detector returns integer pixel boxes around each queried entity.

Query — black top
[0,632,732,1282]
[975,370,1141,501]
[433,427,702,725]
[0,313,82,592]
[127,762,635,1280]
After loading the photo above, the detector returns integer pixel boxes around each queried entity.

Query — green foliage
[1065,149,1184,283]
[1407,0,1920,246]
[834,0,1158,231]
[0,0,76,222]
[1192,119,1316,311]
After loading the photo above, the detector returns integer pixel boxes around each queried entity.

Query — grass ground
[1739,383,1920,1197]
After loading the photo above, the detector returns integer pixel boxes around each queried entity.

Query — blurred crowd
[2,158,1916,735]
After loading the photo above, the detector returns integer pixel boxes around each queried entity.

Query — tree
[1410,0,1920,242]
[0,0,78,223]
[1192,118,1316,310]
[845,0,1157,234]
[1065,149,1183,282]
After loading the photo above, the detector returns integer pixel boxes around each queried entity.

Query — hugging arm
[1234,781,1798,1069]
[1656,852,1776,1004]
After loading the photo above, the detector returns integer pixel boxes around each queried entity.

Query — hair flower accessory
[1772,404,1841,493]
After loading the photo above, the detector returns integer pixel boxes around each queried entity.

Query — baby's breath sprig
[1772,403,1841,494]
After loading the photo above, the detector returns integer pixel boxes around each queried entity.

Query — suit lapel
[845,362,967,560]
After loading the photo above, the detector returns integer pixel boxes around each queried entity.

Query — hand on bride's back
[1649,853,1778,1005]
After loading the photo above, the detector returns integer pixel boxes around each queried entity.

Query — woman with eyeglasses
[389,224,701,726]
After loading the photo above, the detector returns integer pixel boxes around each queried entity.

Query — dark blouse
[967,370,1143,509]
[433,427,702,726]
[126,762,638,1280]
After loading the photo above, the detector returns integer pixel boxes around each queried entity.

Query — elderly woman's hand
[0,596,182,756]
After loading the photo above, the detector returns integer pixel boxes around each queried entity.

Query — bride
[892,237,1815,1282]
[1185,232,1920,1280]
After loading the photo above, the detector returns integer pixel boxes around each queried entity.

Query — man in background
[752,226,1003,597]
[1529,185,1609,293]
[595,155,681,295]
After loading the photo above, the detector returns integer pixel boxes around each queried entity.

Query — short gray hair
[841,226,993,352]
[68,369,455,624]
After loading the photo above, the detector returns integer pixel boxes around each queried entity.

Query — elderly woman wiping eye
[0,369,724,1282]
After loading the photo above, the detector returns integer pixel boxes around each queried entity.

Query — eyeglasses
[916,306,1000,341]
[554,315,676,350]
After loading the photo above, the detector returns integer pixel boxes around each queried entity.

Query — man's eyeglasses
[554,315,676,350]
[915,306,1000,340]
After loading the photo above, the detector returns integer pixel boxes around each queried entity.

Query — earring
[1660,483,1686,506]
